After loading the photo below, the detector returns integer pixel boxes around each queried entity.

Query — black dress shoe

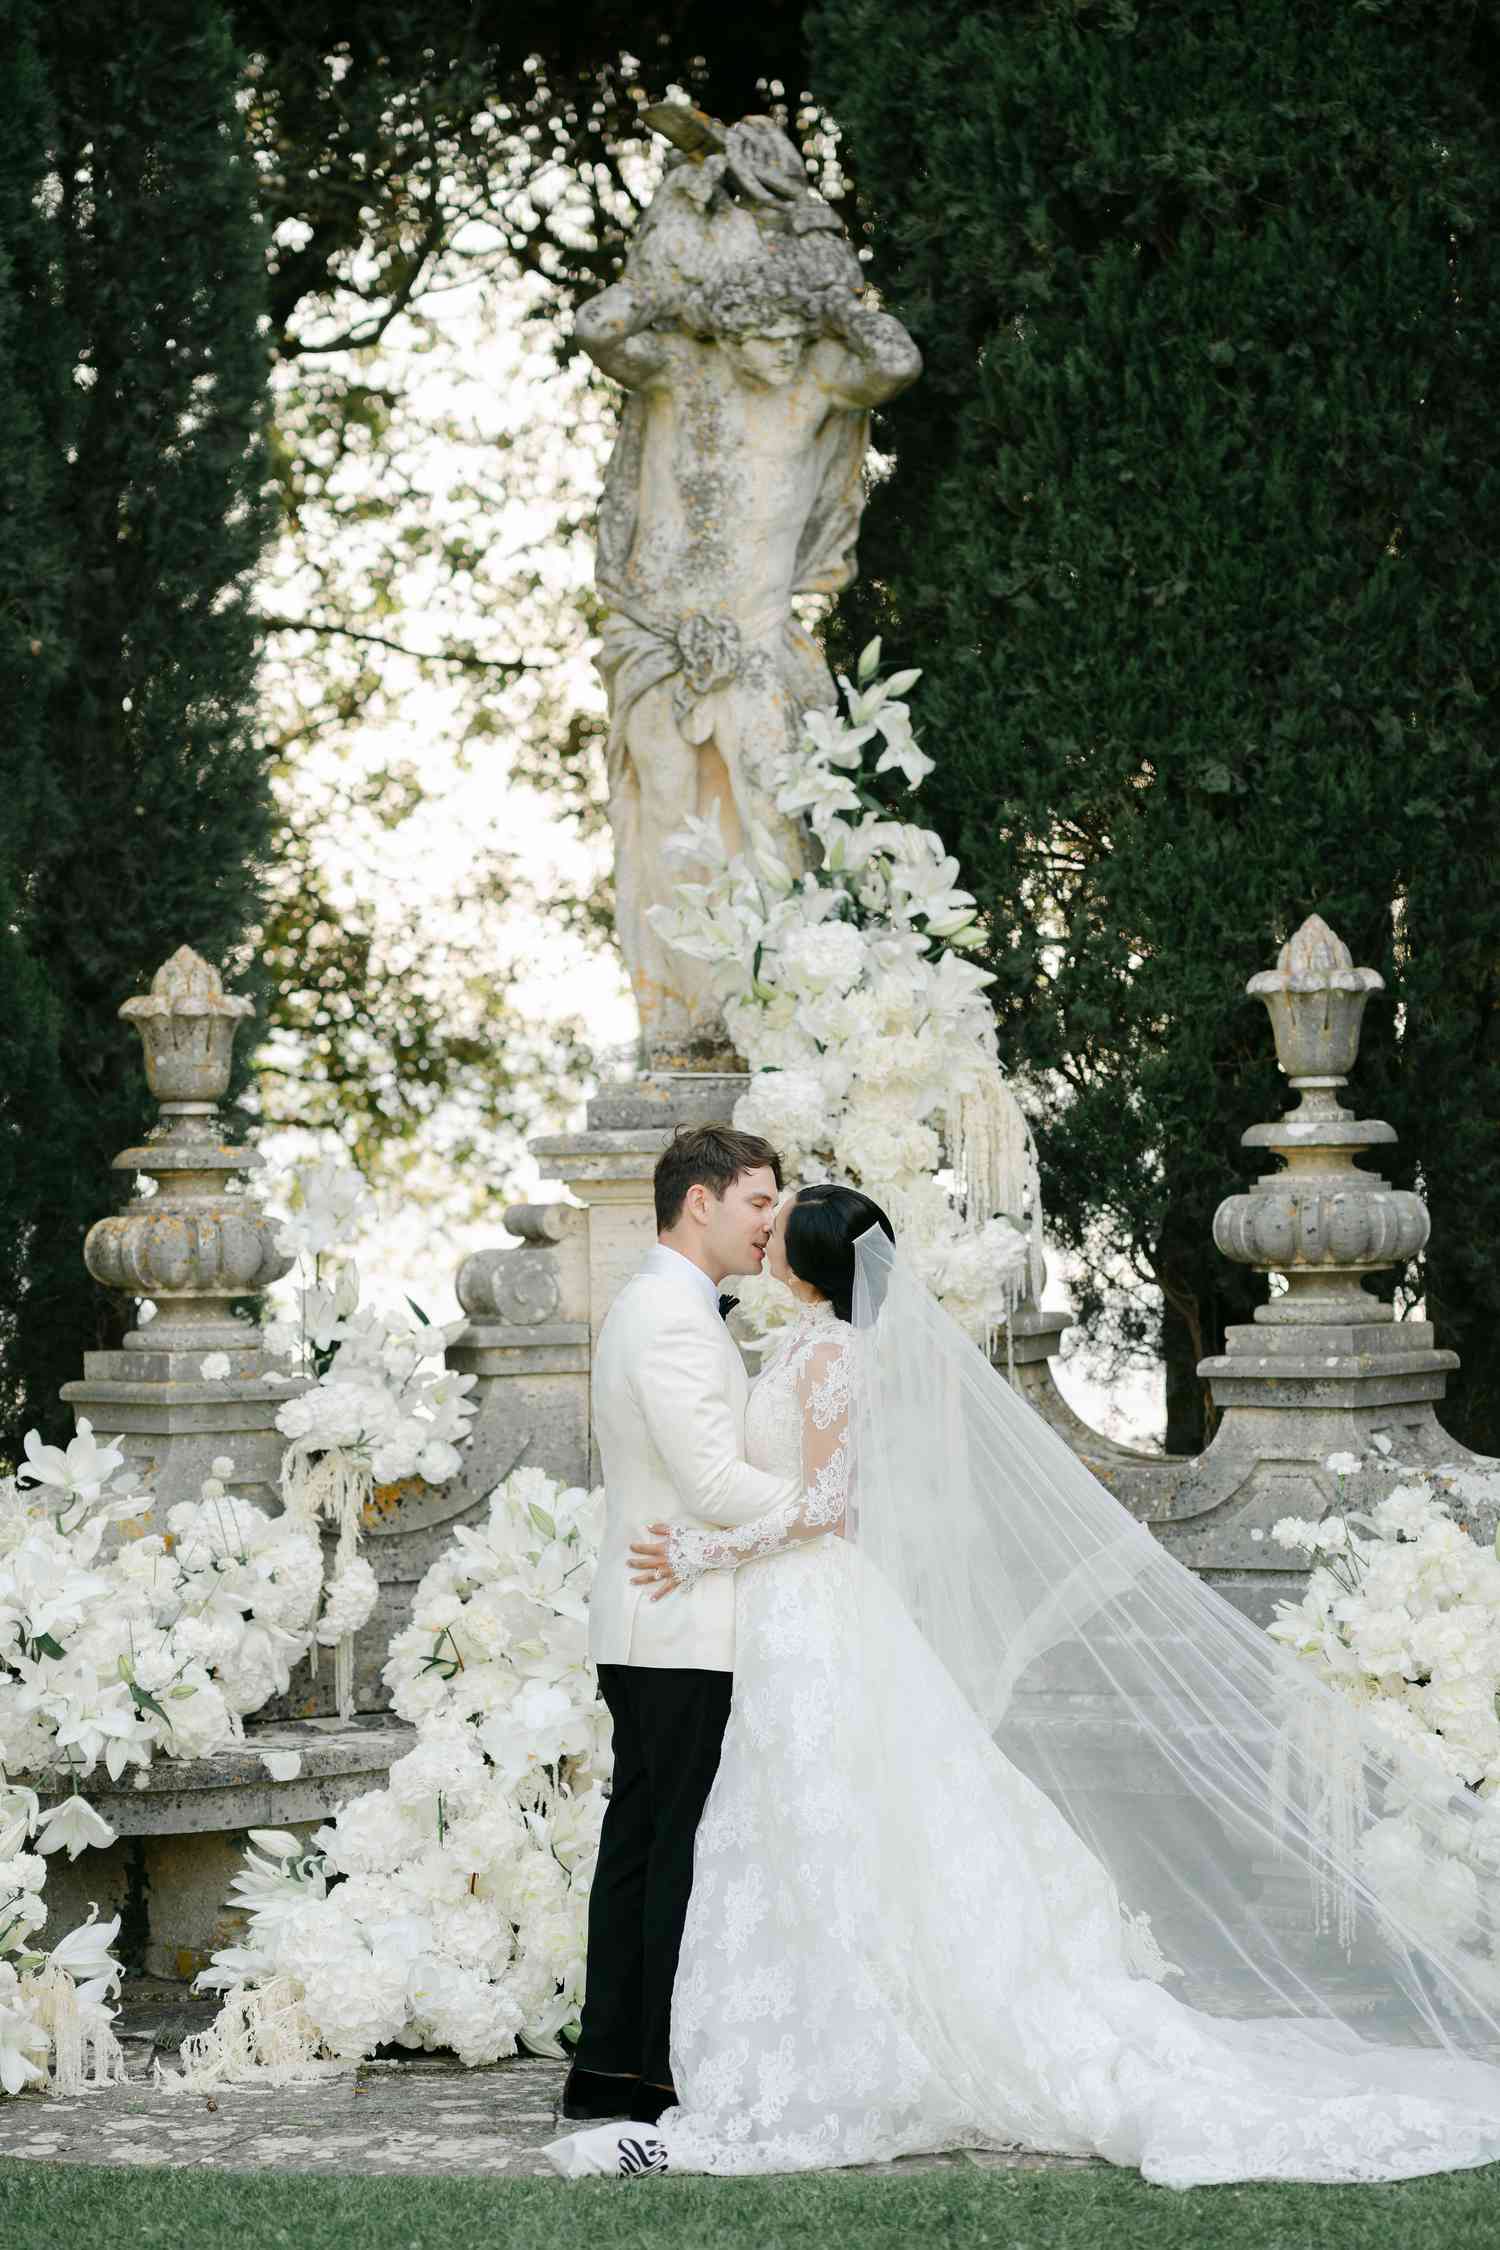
[558,2064,642,2122]
[634,2082,679,2126]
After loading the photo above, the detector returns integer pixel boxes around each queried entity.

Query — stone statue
[575,107,921,1069]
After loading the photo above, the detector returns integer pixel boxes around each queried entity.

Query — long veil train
[844,1225,1500,2174]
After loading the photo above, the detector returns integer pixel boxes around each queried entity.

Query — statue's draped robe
[595,389,868,802]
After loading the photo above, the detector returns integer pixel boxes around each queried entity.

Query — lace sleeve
[665,1331,854,1586]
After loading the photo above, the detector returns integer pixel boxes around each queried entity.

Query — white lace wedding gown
[633,1302,1500,2188]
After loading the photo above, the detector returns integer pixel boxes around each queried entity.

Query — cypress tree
[0,3,74,1457]
[814,0,1500,1448]
[0,1,275,1455]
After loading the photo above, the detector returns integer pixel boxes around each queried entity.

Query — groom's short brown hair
[654,1125,783,1232]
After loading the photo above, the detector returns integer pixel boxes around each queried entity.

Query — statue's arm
[573,280,679,392]
[817,302,923,410]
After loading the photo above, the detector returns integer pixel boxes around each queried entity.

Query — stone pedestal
[62,1331,300,1518]
[1142,1318,1468,1623]
[60,948,301,1514]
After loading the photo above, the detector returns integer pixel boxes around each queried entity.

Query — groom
[558,1124,802,2127]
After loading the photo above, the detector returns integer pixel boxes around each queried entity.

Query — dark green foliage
[0,9,70,1460]
[0,0,275,1456]
[814,0,1500,1447]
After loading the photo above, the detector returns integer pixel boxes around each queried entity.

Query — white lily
[50,1685,148,1782]
[270,1156,375,1260]
[247,1828,303,1859]
[0,1997,49,2096]
[17,1419,127,1504]
[873,715,936,791]
[33,1796,116,1860]
[48,1909,123,1994]
[776,762,862,826]
[661,804,730,870]
[802,707,874,768]
[0,1790,39,1862]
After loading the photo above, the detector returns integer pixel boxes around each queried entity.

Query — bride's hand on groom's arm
[629,1523,682,1600]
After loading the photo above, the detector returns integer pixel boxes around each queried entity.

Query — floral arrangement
[1,1423,323,1791]
[0,1419,331,2099]
[1269,1449,1500,1790]
[178,1466,608,2082]
[1268,1447,1500,1962]
[0,1785,126,2097]
[647,645,1040,1341]
[260,1157,479,1715]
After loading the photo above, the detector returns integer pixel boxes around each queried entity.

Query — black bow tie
[717,1294,739,1322]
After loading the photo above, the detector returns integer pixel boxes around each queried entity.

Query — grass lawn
[4,2158,1500,2250]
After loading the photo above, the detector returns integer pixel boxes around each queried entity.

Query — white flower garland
[261,1158,479,1716]
[177,1466,608,2083]
[646,643,1042,1343]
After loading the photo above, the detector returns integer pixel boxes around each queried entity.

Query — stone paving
[0,1981,1098,2180]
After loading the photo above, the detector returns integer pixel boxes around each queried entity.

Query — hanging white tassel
[282,1445,373,1722]
[40,1966,82,2095]
[1267,1675,1368,1955]
[170,1974,346,2091]
[30,1964,126,2096]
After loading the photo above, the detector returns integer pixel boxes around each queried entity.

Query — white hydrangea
[777,919,868,995]
[315,1558,379,1647]
[733,1070,830,1166]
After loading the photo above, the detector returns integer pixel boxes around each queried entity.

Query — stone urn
[83,946,293,1351]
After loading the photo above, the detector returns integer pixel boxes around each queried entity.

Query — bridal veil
[847,1225,1500,2088]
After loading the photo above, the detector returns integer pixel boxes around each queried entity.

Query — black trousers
[574,1662,733,2091]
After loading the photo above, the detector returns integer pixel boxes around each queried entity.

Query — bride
[547,1183,1500,2187]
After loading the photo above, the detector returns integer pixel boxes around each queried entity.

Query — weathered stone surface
[577,108,920,1067]
[584,1074,754,1131]
[28,1719,415,1982]
[0,1992,1096,2177]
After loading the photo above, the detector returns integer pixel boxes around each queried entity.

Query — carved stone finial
[118,944,255,1105]
[1214,915,1425,1324]
[85,947,291,1344]
[1244,913,1385,1097]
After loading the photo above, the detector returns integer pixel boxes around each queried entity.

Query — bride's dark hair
[784,1184,895,1322]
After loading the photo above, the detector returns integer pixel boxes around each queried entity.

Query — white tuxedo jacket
[588,1246,803,1671]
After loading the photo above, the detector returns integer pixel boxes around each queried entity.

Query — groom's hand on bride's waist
[629,1522,683,1601]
